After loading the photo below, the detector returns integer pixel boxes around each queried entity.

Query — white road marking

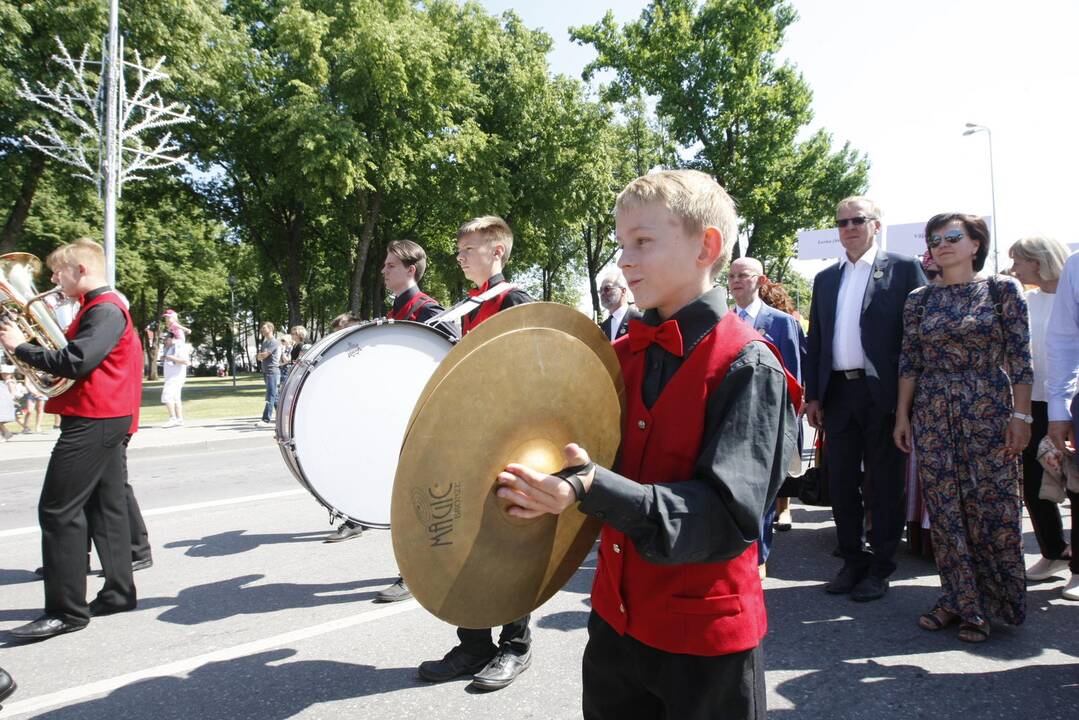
[1,600,420,717]
[0,489,306,538]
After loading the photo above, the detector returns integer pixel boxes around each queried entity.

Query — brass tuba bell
[0,252,74,397]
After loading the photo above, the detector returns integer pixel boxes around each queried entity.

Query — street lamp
[963,122,998,273]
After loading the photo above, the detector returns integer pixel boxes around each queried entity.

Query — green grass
[139,373,268,423]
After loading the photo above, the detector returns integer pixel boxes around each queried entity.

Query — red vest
[461,283,514,336]
[591,312,795,656]
[388,290,438,321]
[46,291,144,434]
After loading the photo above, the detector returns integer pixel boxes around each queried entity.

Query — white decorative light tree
[16,0,193,287]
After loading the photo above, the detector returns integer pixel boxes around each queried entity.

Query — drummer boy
[496,170,798,720]
[417,215,534,692]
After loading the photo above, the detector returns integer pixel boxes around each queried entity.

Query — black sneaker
[417,645,495,683]
[375,577,412,603]
[323,522,364,543]
[470,645,532,691]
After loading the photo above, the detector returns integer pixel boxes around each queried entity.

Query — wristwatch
[1012,411,1034,424]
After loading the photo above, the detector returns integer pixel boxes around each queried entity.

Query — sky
[476,0,1079,277]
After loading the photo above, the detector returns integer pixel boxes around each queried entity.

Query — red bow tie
[628,319,684,357]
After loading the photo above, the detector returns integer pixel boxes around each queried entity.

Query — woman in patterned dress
[893,213,1032,643]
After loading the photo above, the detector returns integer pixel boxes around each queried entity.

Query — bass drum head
[282,320,452,527]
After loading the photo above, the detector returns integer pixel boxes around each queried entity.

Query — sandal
[917,606,958,631]
[957,621,990,643]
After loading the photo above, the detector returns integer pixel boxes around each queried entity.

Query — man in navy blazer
[729,256,805,572]
[598,269,643,341]
[805,196,927,602]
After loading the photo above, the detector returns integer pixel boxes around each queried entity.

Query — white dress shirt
[608,305,629,340]
[1025,288,1054,403]
[735,296,763,326]
[832,243,878,371]
[1045,252,1079,420]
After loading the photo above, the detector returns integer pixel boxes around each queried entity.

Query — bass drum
[277,319,454,528]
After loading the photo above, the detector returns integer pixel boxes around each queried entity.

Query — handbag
[797,430,831,507]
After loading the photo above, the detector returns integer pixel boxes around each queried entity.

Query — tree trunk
[284,213,304,329]
[149,287,166,381]
[349,190,383,315]
[0,154,46,253]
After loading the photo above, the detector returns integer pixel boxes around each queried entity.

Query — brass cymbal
[406,302,623,435]
[392,322,623,629]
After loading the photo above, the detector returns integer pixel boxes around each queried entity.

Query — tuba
[0,252,74,397]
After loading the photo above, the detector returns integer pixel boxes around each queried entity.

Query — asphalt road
[1,443,1076,719]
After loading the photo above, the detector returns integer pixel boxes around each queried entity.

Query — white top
[608,305,629,341]
[162,341,190,383]
[735,296,763,325]
[832,243,879,371]
[1047,252,1079,420]
[1025,288,1054,403]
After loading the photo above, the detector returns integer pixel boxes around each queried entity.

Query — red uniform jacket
[47,291,144,434]
[591,313,792,656]
[461,282,516,336]
[388,290,438,322]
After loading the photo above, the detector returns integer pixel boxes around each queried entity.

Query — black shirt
[15,287,126,380]
[579,286,797,565]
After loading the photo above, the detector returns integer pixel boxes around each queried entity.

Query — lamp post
[963,122,998,273]
[228,275,237,388]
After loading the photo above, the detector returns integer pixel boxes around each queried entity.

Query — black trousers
[86,436,151,562]
[456,614,531,656]
[40,416,136,624]
[823,374,907,578]
[582,612,765,720]
[1022,401,1078,570]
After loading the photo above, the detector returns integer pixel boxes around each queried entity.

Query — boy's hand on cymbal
[497,443,594,519]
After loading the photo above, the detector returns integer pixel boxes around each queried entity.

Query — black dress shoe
[470,645,532,691]
[850,575,889,602]
[324,522,364,543]
[825,565,867,594]
[10,615,87,641]
[89,599,137,617]
[0,667,16,706]
[417,645,495,683]
[375,577,413,603]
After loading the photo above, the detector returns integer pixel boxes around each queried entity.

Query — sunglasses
[926,230,965,249]
[836,216,876,228]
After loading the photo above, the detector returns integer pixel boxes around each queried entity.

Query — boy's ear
[492,243,506,261]
[697,226,724,269]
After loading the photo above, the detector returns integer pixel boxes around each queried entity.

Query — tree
[572,0,869,271]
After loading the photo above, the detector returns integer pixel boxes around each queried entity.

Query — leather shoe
[324,522,364,543]
[375,576,413,603]
[89,599,137,617]
[10,615,87,641]
[0,667,16,706]
[471,645,532,691]
[825,565,867,594]
[418,645,494,683]
[851,575,889,602]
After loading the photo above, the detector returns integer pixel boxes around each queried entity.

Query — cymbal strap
[425,283,517,325]
[554,461,595,501]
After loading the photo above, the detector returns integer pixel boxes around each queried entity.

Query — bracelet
[1012,411,1033,424]
[554,462,595,501]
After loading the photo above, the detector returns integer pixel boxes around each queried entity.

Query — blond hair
[457,216,514,262]
[46,238,106,275]
[836,196,881,220]
[1009,235,1069,282]
[615,170,738,279]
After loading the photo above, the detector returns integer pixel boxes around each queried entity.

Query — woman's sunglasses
[926,230,965,249]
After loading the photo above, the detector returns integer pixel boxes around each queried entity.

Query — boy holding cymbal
[497,170,798,719]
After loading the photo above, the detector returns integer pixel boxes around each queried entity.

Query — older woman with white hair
[1009,235,1075,587]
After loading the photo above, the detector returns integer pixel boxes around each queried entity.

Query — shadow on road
[31,648,422,720]
[165,530,329,557]
[0,568,42,587]
[138,574,398,625]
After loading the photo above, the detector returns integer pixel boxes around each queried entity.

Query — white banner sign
[795,227,842,260]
